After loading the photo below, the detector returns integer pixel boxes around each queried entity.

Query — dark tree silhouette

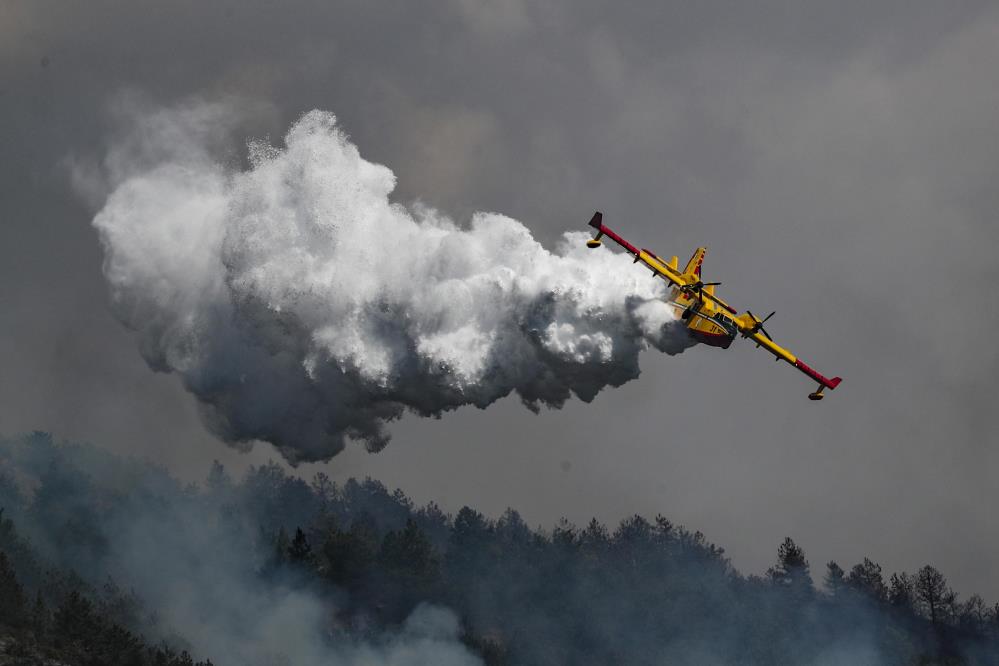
[30,591,48,634]
[767,537,811,590]
[288,527,314,565]
[319,518,378,589]
[915,565,955,627]
[205,460,232,496]
[269,526,290,570]
[310,472,336,514]
[824,561,845,594]
[53,590,99,642]
[3,433,999,666]
[380,519,438,581]
[847,557,888,602]
[889,571,915,610]
[0,551,26,625]
[958,594,989,633]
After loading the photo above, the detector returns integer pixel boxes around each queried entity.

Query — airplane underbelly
[687,318,735,349]
[690,328,734,349]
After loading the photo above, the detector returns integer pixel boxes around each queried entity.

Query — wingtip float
[585,211,842,400]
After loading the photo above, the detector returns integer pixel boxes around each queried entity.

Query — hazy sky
[2,1,998,597]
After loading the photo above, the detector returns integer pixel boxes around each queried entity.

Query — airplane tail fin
[683,247,707,276]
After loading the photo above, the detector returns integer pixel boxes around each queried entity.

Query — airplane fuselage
[584,211,842,399]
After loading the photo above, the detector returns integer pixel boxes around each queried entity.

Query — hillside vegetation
[1,432,996,665]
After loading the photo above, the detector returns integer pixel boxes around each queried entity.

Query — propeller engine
[746,310,776,341]
[681,280,721,302]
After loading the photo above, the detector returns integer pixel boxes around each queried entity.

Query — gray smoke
[0,432,482,666]
[90,101,691,462]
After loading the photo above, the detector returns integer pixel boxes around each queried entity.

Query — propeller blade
[745,309,775,340]
[758,312,776,340]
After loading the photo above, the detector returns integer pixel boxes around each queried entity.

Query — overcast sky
[2,0,998,597]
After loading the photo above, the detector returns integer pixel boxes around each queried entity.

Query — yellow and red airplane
[585,212,842,400]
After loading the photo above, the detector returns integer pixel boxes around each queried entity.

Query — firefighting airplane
[584,212,842,400]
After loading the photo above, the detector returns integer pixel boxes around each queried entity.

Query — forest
[0,431,996,665]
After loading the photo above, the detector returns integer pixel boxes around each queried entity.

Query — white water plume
[91,103,692,462]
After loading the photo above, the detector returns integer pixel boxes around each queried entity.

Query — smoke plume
[91,102,691,462]
[0,432,484,666]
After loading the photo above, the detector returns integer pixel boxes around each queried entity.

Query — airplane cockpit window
[714,316,737,336]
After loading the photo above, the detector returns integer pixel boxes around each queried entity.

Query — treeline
[1,432,998,665]
[262,493,999,664]
[0,510,211,665]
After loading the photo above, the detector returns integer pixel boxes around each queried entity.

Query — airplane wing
[734,314,843,399]
[587,211,685,287]
[587,212,738,313]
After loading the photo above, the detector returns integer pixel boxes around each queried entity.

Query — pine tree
[0,551,26,625]
[767,537,812,590]
[272,527,290,567]
[288,527,313,566]
[30,591,48,635]
[914,565,955,627]
[958,594,988,633]
[846,558,887,602]
[53,589,98,642]
[310,472,336,514]
[889,572,915,610]
[580,517,610,552]
[320,521,377,588]
[824,561,845,595]
[551,518,578,551]
[205,460,232,495]
[380,519,438,581]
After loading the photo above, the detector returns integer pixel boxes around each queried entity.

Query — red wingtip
[794,359,842,391]
[588,211,603,230]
